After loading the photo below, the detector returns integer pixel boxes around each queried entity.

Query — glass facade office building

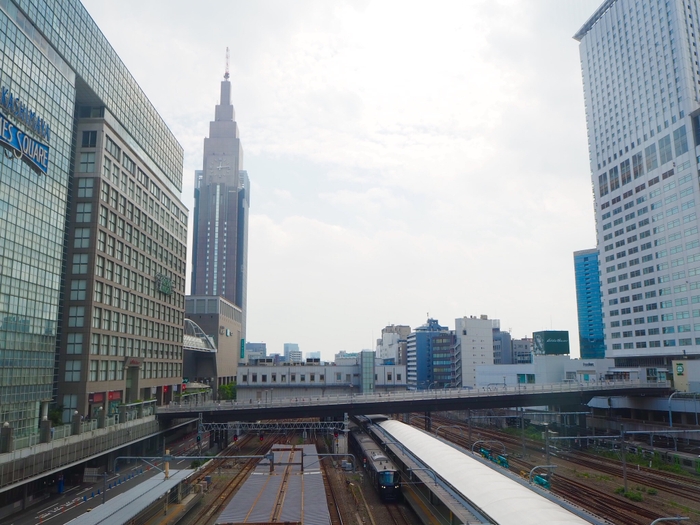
[574,249,606,359]
[0,0,185,435]
[406,318,451,390]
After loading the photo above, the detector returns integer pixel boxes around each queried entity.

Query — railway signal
[233,434,238,442]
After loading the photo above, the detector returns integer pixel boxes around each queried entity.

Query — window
[620,159,631,185]
[79,152,96,173]
[673,125,688,156]
[81,130,97,148]
[122,154,136,175]
[64,361,81,382]
[632,152,644,178]
[70,279,87,301]
[658,134,673,165]
[645,143,658,171]
[72,254,89,274]
[609,166,620,191]
[62,394,77,423]
[105,135,121,160]
[68,306,85,327]
[76,203,92,222]
[67,333,83,354]
[74,227,90,248]
[77,178,94,198]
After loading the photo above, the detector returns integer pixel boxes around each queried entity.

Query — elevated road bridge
[156,381,670,424]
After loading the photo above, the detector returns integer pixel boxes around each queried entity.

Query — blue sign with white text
[0,111,49,174]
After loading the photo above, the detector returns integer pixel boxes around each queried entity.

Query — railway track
[556,451,700,503]
[188,437,283,525]
[386,503,412,525]
[553,475,658,525]
[413,413,700,523]
[318,441,344,525]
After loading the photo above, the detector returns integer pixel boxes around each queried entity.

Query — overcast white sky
[81,0,604,360]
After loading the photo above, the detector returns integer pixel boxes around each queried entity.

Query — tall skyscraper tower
[575,0,700,367]
[574,249,606,359]
[191,60,250,336]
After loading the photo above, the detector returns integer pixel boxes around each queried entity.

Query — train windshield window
[378,471,395,485]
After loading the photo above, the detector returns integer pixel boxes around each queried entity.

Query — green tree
[218,382,237,400]
[48,405,63,426]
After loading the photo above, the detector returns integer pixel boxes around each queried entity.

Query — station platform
[64,468,195,525]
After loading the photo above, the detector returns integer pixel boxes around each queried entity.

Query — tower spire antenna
[224,47,230,80]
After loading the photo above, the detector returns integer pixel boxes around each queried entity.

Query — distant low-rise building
[235,358,406,402]
[245,342,267,363]
[512,338,533,364]
[335,351,360,366]
[492,321,513,364]
[407,318,451,390]
[377,324,411,365]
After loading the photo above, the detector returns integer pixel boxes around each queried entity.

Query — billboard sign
[533,330,570,355]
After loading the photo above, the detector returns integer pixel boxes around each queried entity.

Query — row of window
[101,133,187,230]
[99,179,186,262]
[238,372,403,383]
[88,307,181,343]
[65,359,183,383]
[586,4,683,166]
[84,253,182,310]
[96,201,185,285]
[610,338,698,350]
[91,281,181,325]
[65,331,183,361]
[598,126,688,197]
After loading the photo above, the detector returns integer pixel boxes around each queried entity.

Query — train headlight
[395,485,400,488]
[381,485,386,489]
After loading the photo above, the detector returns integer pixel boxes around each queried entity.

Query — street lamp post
[669,391,680,428]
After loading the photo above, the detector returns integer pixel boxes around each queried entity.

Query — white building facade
[455,316,494,388]
[376,324,410,364]
[235,362,407,402]
[576,0,700,364]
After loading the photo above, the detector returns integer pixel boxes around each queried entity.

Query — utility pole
[467,409,472,444]
[544,423,550,477]
[521,406,526,457]
[621,424,627,493]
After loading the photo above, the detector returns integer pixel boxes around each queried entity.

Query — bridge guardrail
[156,380,669,413]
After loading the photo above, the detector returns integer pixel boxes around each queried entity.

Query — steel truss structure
[198,421,348,433]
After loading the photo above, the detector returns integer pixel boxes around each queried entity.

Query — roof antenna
[224,47,230,80]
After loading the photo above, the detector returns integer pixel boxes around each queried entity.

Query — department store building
[0,0,187,434]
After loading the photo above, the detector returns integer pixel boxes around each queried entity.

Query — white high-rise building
[455,316,494,388]
[575,0,700,365]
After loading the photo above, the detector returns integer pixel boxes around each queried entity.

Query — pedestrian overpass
[156,381,670,424]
